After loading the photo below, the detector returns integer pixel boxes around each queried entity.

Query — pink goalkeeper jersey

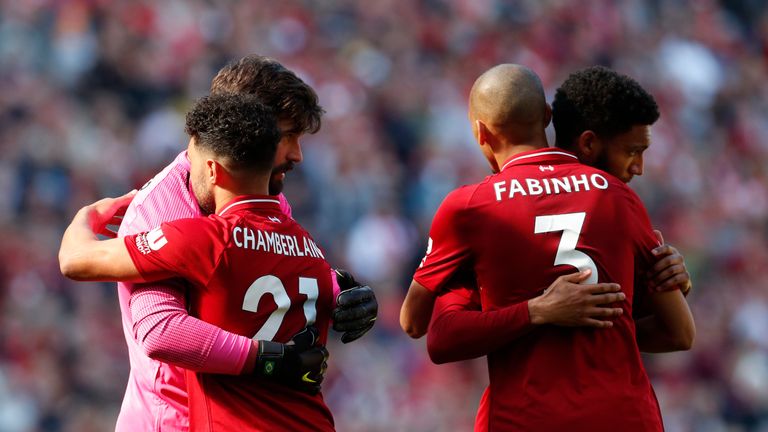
[114,151,296,431]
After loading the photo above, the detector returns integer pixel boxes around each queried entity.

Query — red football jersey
[414,149,663,432]
[125,195,335,432]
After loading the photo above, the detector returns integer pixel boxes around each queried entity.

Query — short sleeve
[413,188,473,294]
[124,217,226,287]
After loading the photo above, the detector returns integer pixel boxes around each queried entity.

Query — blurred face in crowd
[188,139,217,215]
[269,120,304,195]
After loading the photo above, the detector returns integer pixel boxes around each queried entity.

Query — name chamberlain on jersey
[134,225,326,259]
[493,171,609,201]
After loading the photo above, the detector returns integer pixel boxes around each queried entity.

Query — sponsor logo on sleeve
[135,227,167,255]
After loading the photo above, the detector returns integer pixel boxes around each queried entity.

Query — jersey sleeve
[622,187,662,296]
[427,285,533,364]
[124,217,226,287]
[129,280,252,374]
[413,188,473,294]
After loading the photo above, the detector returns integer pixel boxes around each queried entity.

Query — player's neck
[212,181,270,214]
[493,137,549,169]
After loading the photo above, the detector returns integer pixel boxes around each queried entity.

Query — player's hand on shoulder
[255,326,329,395]
[528,269,625,328]
[332,269,378,343]
[648,230,692,296]
[83,189,137,238]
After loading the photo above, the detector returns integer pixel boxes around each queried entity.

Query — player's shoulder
[159,214,230,249]
[441,182,484,211]
[133,152,190,202]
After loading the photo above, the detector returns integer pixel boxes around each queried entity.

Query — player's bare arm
[400,280,438,338]
[527,269,625,327]
[59,192,146,282]
[635,289,695,352]
[634,230,695,352]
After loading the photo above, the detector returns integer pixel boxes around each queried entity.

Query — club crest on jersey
[135,227,168,254]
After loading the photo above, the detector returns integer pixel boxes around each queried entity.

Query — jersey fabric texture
[115,151,294,431]
[414,148,663,432]
[125,195,335,432]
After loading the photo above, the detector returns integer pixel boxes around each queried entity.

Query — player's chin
[268,172,285,195]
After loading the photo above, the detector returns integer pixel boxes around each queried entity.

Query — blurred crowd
[0,0,767,430]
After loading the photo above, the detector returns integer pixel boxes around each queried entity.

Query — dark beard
[268,162,294,195]
[593,149,610,173]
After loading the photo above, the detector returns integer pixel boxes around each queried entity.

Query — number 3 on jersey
[534,212,598,284]
[242,275,319,341]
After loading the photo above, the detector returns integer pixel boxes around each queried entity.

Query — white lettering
[591,173,609,189]
[266,231,277,253]
[552,177,571,194]
[508,179,527,198]
[147,227,167,251]
[304,237,316,258]
[542,178,552,194]
[310,239,325,259]
[257,230,266,251]
[243,228,256,249]
[571,174,590,192]
[233,227,243,248]
[280,234,289,256]
[494,181,507,202]
[526,178,543,195]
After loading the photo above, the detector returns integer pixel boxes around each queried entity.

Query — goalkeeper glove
[255,326,329,394]
[332,269,378,343]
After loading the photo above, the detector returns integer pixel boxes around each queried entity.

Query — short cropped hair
[185,93,281,174]
[552,66,660,149]
[210,55,323,134]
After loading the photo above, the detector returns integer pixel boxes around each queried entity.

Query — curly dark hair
[185,93,281,174]
[210,55,323,135]
[552,66,659,150]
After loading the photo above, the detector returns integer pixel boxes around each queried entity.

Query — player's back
[161,197,336,432]
[460,149,662,431]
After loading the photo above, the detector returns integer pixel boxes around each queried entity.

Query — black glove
[332,269,378,344]
[255,326,329,394]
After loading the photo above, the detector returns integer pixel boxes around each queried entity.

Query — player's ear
[206,159,218,184]
[475,120,488,146]
[576,130,601,164]
[476,120,501,173]
[543,104,552,129]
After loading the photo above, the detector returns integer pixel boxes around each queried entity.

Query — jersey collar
[499,148,578,172]
[218,195,281,216]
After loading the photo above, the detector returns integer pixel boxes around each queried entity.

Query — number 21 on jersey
[241,275,319,341]
[534,212,598,284]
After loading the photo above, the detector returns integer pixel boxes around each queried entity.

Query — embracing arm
[427,290,531,364]
[635,289,694,352]
[427,270,626,364]
[400,280,438,338]
[634,230,695,352]
[59,193,145,282]
[129,280,258,374]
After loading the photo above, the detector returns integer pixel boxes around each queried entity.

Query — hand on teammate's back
[527,269,626,328]
[332,269,378,343]
[82,189,137,238]
[255,326,329,395]
[648,230,692,295]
